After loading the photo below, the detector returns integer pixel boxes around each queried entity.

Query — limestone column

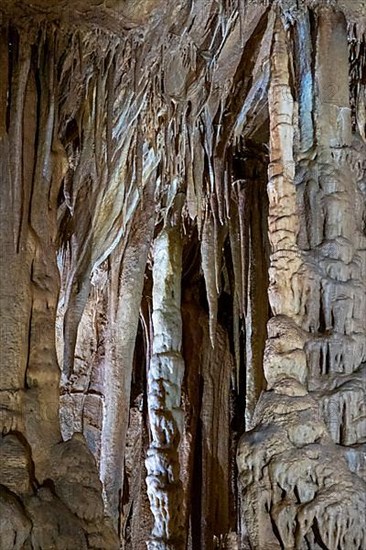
[237,11,366,550]
[145,226,185,550]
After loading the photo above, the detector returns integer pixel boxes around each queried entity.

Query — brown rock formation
[0,1,365,549]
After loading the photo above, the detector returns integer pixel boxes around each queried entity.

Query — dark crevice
[191,377,204,549]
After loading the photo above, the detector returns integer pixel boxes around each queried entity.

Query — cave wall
[0,21,119,550]
[237,9,366,549]
[0,1,365,549]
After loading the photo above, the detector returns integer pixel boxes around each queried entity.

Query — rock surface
[0,0,365,549]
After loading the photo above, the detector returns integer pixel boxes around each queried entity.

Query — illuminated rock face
[237,10,366,550]
[0,2,365,549]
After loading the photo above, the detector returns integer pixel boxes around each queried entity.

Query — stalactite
[228,186,243,318]
[201,209,219,346]
[145,226,185,550]
[100,172,157,526]
[237,180,249,317]
[60,36,155,381]
[244,178,268,425]
[8,32,31,251]
[1,2,366,548]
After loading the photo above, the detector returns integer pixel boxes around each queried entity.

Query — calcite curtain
[0,1,365,549]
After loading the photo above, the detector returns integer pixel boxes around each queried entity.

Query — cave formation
[0,0,365,549]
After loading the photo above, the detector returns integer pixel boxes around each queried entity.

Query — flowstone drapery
[0,1,365,549]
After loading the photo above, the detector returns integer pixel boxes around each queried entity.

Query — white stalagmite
[145,226,185,550]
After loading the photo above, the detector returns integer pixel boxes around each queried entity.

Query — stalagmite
[145,226,185,550]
